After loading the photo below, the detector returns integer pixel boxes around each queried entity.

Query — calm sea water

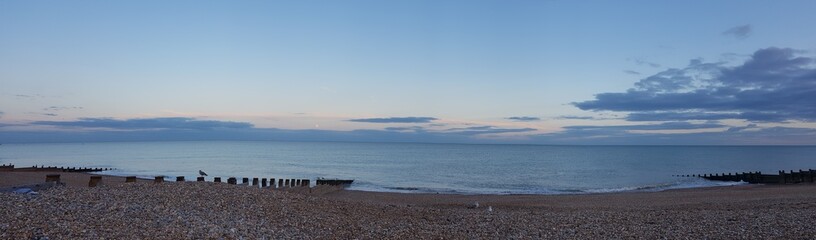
[1,141,814,194]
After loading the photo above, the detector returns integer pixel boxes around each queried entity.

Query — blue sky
[2,1,816,144]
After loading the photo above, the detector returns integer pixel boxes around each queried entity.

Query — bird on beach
[199,170,208,176]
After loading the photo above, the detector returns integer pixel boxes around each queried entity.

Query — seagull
[199,170,208,176]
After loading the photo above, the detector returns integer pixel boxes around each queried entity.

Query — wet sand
[2,171,816,239]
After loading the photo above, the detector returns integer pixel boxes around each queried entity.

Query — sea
[1,141,815,195]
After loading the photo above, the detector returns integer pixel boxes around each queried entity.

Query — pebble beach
[2,173,816,239]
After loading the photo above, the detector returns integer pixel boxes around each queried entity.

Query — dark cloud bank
[575,47,816,123]
[1,117,535,144]
[33,117,253,130]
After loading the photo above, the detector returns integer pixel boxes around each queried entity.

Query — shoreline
[2,170,813,206]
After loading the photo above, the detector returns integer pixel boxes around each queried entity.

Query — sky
[2,1,816,144]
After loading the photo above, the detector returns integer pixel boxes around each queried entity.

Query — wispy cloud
[506,116,540,122]
[623,70,641,75]
[556,115,599,120]
[722,24,752,39]
[348,117,438,123]
[443,126,537,135]
[563,122,726,131]
[532,124,816,145]
[43,106,83,112]
[32,117,254,130]
[384,126,427,132]
[629,58,661,68]
[574,47,816,123]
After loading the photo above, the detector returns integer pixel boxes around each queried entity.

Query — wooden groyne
[141,175,349,189]
[0,164,114,173]
[316,179,354,186]
[677,169,816,184]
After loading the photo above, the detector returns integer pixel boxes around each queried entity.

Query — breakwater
[677,169,816,184]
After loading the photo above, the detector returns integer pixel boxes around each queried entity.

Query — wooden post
[270,178,276,188]
[126,176,137,183]
[214,177,221,183]
[228,177,237,184]
[89,176,102,187]
[176,176,185,182]
[810,169,815,183]
[154,176,164,183]
[197,176,205,182]
[301,179,309,187]
[779,170,786,184]
[261,178,267,187]
[45,174,61,183]
[278,179,284,188]
[252,178,259,186]
[284,179,290,187]
[242,177,249,185]
[295,179,301,186]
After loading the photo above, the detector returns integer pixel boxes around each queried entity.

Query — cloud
[557,115,599,120]
[348,117,438,123]
[385,125,537,136]
[43,106,83,111]
[722,24,751,39]
[623,70,641,75]
[32,117,253,130]
[532,124,816,145]
[443,126,537,135]
[564,122,726,131]
[629,58,661,68]
[574,47,816,123]
[384,126,427,132]
[506,116,540,122]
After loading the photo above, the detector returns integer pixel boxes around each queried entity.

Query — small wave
[348,177,749,195]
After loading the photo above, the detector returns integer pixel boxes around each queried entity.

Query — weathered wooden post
[810,169,815,183]
[176,176,185,182]
[126,176,137,183]
[214,177,222,183]
[798,169,806,183]
[89,176,102,187]
[779,170,786,184]
[252,178,259,186]
[261,178,267,187]
[284,179,290,188]
[45,174,61,183]
[295,179,301,186]
[270,178,276,188]
[278,179,284,188]
[197,176,205,182]
[301,179,309,187]
[154,176,164,183]
[228,177,237,184]
[242,178,249,185]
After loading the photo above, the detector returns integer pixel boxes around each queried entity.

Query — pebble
[0,182,815,239]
